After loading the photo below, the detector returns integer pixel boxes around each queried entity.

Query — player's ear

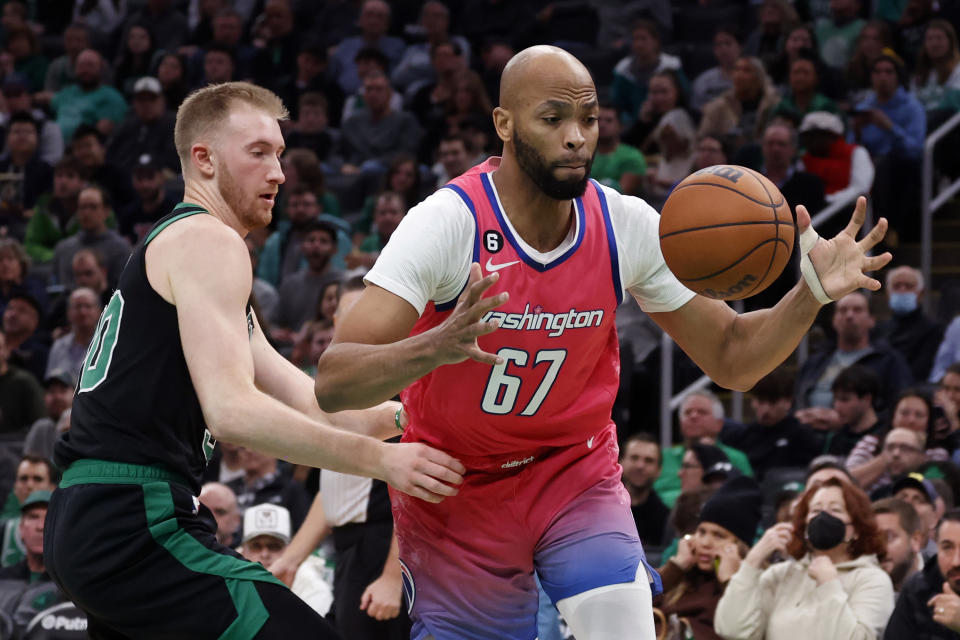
[492,106,512,144]
[191,142,216,179]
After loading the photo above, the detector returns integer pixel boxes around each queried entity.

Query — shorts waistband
[406,435,556,473]
[59,459,191,489]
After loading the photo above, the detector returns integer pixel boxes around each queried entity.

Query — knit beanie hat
[689,443,732,483]
[697,475,762,546]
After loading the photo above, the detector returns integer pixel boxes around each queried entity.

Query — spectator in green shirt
[815,0,865,70]
[24,157,88,264]
[0,457,54,526]
[0,458,56,568]
[347,191,407,270]
[591,104,646,196]
[654,389,754,508]
[49,49,127,145]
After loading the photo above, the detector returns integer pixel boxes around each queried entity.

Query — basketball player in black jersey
[43,82,466,639]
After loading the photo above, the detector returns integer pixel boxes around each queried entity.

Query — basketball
[658,165,796,301]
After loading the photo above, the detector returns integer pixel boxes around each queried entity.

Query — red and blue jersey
[401,159,624,456]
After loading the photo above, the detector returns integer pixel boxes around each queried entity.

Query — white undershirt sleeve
[602,186,696,313]
[364,188,475,315]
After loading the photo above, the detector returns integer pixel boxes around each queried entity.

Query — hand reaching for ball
[800,196,892,301]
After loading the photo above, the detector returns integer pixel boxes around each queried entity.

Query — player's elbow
[725,376,759,393]
[202,400,248,442]
[314,369,350,413]
[313,349,357,412]
[709,369,759,393]
[314,379,348,413]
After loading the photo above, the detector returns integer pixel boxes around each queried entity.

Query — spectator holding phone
[656,477,762,640]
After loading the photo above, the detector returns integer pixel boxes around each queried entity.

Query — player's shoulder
[147,212,249,281]
[412,185,474,216]
[593,183,659,224]
[151,212,246,254]
[400,186,476,234]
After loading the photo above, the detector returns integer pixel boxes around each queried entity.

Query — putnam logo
[482,303,604,338]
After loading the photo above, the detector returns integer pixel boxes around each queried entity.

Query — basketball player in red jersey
[315,46,890,639]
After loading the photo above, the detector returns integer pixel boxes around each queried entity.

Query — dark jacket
[885,555,960,639]
[226,468,311,532]
[722,415,822,480]
[795,341,913,415]
[631,490,669,548]
[741,168,823,312]
[875,308,944,384]
[0,155,52,211]
[0,559,62,639]
[656,562,727,640]
[106,112,179,174]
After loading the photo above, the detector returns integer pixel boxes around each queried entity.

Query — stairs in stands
[893,199,960,318]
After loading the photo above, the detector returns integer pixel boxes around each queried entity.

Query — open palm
[797,196,892,300]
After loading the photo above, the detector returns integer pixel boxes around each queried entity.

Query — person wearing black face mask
[875,266,944,383]
[715,478,894,640]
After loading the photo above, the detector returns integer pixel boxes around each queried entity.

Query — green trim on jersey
[143,203,209,247]
[78,290,125,393]
[60,459,192,488]
[60,459,286,640]
[142,482,279,640]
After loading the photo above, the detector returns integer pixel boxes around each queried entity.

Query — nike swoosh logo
[587,437,595,449]
[486,257,520,272]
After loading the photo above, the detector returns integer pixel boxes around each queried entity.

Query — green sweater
[772,92,837,123]
[25,195,118,263]
[654,443,754,508]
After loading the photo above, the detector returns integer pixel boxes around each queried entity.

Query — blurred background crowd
[0,0,950,638]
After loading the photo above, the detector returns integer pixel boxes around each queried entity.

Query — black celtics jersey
[55,203,231,494]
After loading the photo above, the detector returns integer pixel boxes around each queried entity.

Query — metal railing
[921,110,960,314]
[657,192,867,450]
[656,113,959,448]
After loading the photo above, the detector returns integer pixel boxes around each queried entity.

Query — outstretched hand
[798,196,893,301]
[380,442,466,503]
[431,262,508,367]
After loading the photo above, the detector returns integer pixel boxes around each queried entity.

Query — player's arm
[163,222,463,502]
[247,311,401,440]
[314,263,507,412]
[270,491,331,586]
[360,530,403,621]
[649,197,891,391]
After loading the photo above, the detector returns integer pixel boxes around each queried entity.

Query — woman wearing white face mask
[714,478,895,640]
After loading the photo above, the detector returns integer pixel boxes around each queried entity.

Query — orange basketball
[658,165,795,301]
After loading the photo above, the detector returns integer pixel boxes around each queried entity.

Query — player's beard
[513,126,592,201]
[216,160,271,230]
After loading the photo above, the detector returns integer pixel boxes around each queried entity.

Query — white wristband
[799,226,833,305]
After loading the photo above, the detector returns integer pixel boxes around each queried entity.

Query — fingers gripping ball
[659,165,796,300]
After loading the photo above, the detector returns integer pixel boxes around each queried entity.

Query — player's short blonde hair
[174,81,289,168]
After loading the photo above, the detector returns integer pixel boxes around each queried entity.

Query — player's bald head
[499,45,595,112]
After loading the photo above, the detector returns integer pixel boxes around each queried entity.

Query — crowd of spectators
[0,0,951,637]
